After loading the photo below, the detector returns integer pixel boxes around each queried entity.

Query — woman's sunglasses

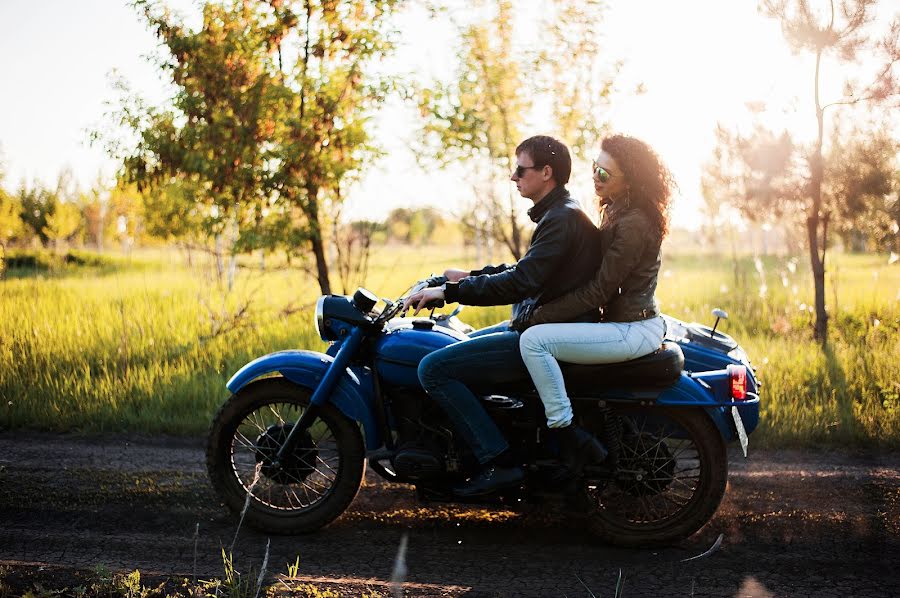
[592,161,620,183]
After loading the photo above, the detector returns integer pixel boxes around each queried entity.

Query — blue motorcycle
[206,281,760,547]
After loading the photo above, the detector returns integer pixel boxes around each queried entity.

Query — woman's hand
[510,303,537,332]
[443,268,470,282]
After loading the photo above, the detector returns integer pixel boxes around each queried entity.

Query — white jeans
[519,317,666,428]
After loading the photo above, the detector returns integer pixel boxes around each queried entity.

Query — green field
[1,246,898,448]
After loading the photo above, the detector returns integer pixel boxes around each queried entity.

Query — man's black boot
[550,424,608,486]
[452,452,524,498]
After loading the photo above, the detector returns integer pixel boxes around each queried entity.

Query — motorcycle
[206,281,760,547]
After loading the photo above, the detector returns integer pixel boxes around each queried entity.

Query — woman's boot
[551,424,608,486]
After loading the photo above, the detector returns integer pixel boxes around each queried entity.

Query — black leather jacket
[531,201,661,324]
[443,186,600,320]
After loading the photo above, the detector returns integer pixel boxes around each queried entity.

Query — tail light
[727,364,747,400]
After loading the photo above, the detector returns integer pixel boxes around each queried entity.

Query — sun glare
[590,0,872,230]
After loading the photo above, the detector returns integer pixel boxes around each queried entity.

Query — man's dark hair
[515,135,571,185]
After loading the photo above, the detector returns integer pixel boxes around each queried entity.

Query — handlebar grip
[423,298,445,309]
[425,275,448,288]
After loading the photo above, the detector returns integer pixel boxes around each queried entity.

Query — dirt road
[0,433,897,597]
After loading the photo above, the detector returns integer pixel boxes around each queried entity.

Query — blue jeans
[519,317,666,428]
[418,329,526,464]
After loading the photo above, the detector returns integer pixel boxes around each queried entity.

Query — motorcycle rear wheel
[582,405,727,547]
[206,377,366,534]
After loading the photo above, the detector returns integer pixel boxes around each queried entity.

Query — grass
[1,245,898,448]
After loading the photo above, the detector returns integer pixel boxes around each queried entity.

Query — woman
[516,134,674,479]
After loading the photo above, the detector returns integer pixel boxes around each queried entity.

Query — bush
[2,249,117,273]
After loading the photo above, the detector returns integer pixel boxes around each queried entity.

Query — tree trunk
[214,233,225,284]
[806,211,828,343]
[508,206,522,260]
[809,49,828,344]
[306,184,331,295]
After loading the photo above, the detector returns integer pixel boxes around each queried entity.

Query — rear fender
[655,374,736,441]
[226,350,380,450]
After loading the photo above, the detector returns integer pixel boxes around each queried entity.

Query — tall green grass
[1,246,898,447]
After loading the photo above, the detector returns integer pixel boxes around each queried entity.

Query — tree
[266,0,399,294]
[537,0,613,160]
[702,122,806,226]
[42,202,82,252]
[418,1,528,258]
[0,193,23,247]
[141,180,206,245]
[80,176,110,252]
[418,0,613,259]
[0,156,23,242]
[106,183,146,250]
[17,183,57,246]
[112,1,282,286]
[333,219,380,294]
[760,0,900,342]
[108,0,399,294]
[262,0,397,294]
[824,122,899,251]
[384,207,443,244]
[0,164,25,277]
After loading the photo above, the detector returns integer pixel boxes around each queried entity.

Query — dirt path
[0,433,897,597]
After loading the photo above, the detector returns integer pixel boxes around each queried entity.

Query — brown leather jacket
[530,201,662,325]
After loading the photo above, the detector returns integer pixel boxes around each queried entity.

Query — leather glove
[425,275,449,288]
[510,301,536,332]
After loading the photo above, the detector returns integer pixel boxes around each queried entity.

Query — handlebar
[373,277,458,326]
[371,280,428,325]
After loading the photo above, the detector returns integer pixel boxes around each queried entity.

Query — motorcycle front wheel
[582,405,727,547]
[206,377,366,534]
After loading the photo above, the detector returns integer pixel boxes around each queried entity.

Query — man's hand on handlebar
[425,275,448,288]
[405,287,446,315]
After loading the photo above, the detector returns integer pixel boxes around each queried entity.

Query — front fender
[227,350,380,450]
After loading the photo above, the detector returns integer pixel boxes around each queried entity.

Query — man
[406,135,600,496]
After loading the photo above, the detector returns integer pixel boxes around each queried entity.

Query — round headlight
[315,296,327,340]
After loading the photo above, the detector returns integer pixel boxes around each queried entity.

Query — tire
[582,405,727,547]
[206,377,366,534]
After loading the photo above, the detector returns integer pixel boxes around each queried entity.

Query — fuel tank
[374,320,468,386]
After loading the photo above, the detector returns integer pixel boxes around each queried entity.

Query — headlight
[315,296,327,340]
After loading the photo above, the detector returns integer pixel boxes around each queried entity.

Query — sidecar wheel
[582,405,727,547]
[206,377,365,534]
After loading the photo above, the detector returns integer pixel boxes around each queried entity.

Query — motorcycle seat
[560,341,684,392]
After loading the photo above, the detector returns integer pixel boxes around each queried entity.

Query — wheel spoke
[586,408,719,528]
[227,398,346,512]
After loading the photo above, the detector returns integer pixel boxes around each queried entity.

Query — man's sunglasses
[592,161,620,183]
[513,164,541,178]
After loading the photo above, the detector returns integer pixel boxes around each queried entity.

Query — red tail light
[728,364,747,400]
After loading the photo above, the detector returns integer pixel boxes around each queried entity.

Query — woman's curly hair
[601,134,675,239]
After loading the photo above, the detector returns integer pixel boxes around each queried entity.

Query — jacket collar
[527,185,568,223]
[600,194,633,223]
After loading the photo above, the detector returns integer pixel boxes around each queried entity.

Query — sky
[0,0,891,230]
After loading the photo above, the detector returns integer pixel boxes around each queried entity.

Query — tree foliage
[417,0,614,259]
[703,123,805,226]
[0,193,24,248]
[824,123,899,251]
[42,202,83,251]
[17,183,57,246]
[0,156,25,253]
[105,0,398,293]
[265,0,399,294]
